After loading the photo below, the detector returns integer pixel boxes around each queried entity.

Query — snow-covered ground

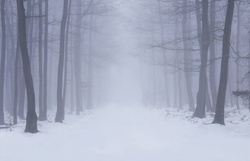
[0,105,250,161]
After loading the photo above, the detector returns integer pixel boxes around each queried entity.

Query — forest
[0,0,250,161]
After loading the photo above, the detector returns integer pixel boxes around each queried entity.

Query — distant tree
[209,0,217,112]
[17,0,38,133]
[74,0,83,115]
[182,0,195,111]
[13,33,20,125]
[212,0,235,125]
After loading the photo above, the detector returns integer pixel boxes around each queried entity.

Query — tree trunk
[63,0,72,109]
[87,15,94,109]
[13,35,20,125]
[55,0,69,123]
[182,0,195,111]
[209,0,217,112]
[42,0,49,121]
[235,2,241,110]
[17,0,38,133]
[0,0,6,125]
[212,0,235,125]
[193,0,209,118]
[158,0,170,107]
[38,0,44,121]
[75,0,83,114]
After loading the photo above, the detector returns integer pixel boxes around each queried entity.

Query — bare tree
[55,0,69,123]
[212,0,235,125]
[17,0,38,133]
[0,0,6,125]
[193,0,209,118]
[182,0,195,111]
[209,0,217,112]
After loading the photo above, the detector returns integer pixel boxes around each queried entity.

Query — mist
[0,0,250,161]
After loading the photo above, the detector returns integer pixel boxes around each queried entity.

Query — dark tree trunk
[55,0,69,123]
[0,0,6,125]
[38,0,44,121]
[17,0,38,133]
[212,0,235,125]
[42,0,49,121]
[193,0,209,118]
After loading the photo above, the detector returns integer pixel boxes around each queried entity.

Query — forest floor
[0,105,250,161]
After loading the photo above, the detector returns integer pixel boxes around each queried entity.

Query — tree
[74,0,83,115]
[209,0,217,112]
[0,0,6,125]
[42,0,49,121]
[38,0,44,121]
[55,0,69,123]
[182,0,195,111]
[212,0,235,125]
[193,0,209,118]
[17,0,38,133]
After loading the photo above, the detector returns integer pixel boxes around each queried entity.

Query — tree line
[0,0,112,133]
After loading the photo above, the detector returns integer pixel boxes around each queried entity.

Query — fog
[0,0,250,130]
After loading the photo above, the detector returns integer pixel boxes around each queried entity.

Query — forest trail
[0,106,250,161]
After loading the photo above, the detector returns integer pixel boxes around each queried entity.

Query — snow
[0,105,250,161]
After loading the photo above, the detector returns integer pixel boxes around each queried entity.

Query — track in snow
[0,105,249,161]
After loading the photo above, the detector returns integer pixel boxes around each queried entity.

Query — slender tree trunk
[209,0,217,112]
[158,0,170,107]
[13,34,20,125]
[5,3,16,115]
[38,0,44,121]
[17,0,38,133]
[63,0,72,109]
[42,0,49,121]
[87,15,94,109]
[212,0,235,125]
[0,0,6,125]
[75,0,83,114]
[193,0,210,118]
[55,0,69,123]
[18,68,25,120]
[182,0,195,111]
[235,2,241,110]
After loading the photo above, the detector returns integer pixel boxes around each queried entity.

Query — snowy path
[0,106,250,161]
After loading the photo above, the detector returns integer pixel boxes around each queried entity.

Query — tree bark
[38,0,44,121]
[42,0,49,121]
[209,0,217,112]
[212,0,235,125]
[17,0,38,133]
[0,0,6,125]
[193,0,209,118]
[13,32,20,125]
[63,0,72,109]
[235,2,241,110]
[75,0,83,114]
[55,0,69,123]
